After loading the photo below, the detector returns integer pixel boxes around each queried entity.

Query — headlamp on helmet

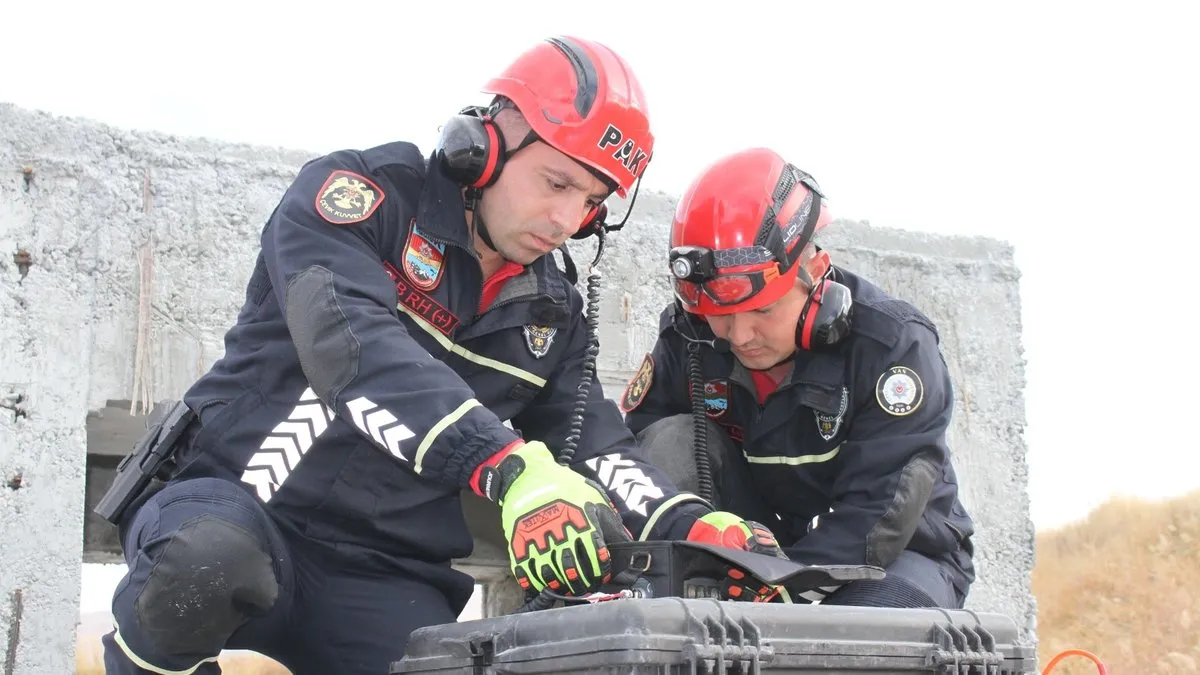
[669,246,717,283]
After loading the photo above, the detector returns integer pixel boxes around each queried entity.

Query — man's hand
[477,441,632,596]
[687,511,789,602]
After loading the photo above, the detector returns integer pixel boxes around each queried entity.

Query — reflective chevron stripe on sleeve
[241,387,335,502]
[583,454,666,517]
[346,396,416,461]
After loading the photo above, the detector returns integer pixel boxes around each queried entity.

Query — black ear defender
[796,262,853,350]
[571,157,649,242]
[435,106,507,189]
[434,103,607,239]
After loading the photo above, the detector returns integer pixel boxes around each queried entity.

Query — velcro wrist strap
[470,439,524,500]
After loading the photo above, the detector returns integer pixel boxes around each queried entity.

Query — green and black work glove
[686,511,790,602]
[472,440,632,597]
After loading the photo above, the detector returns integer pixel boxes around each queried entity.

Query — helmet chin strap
[464,186,498,253]
[463,122,541,258]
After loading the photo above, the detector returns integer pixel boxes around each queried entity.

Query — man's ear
[806,248,832,281]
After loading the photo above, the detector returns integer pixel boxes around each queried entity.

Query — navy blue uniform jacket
[623,268,976,596]
[171,141,708,600]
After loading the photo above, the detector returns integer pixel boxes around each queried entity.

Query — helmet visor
[673,267,779,308]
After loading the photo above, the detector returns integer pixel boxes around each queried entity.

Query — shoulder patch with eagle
[315,169,385,225]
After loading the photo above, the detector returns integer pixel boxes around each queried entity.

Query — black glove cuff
[662,502,716,541]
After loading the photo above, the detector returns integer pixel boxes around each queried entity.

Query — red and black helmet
[669,148,832,316]
[481,36,654,197]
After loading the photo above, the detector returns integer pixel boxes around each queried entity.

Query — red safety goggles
[670,247,785,308]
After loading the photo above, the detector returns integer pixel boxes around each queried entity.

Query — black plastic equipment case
[391,597,1036,674]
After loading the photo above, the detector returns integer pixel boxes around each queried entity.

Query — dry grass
[1034,490,1200,674]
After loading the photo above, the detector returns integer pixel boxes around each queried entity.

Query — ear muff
[571,203,609,240]
[438,104,616,241]
[435,107,507,189]
[796,276,854,350]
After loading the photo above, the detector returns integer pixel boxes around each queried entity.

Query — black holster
[93,399,196,526]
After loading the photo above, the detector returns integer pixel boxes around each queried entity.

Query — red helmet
[669,148,832,316]
[481,36,653,197]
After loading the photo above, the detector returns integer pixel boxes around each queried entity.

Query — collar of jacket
[728,351,846,412]
[414,154,573,309]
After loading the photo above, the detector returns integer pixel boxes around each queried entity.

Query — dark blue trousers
[101,477,459,675]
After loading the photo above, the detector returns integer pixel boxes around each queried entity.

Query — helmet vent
[772,167,796,205]
[547,37,599,118]
[755,165,799,248]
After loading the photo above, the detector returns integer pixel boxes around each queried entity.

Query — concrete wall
[0,101,1035,673]
[0,102,316,675]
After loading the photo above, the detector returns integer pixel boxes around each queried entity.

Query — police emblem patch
[815,386,849,441]
[403,223,446,291]
[876,365,924,416]
[523,325,557,359]
[620,353,654,413]
[704,380,729,419]
[315,170,384,225]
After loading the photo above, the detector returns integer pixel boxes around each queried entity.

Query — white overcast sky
[4,0,1198,612]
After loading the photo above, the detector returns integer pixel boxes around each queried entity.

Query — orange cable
[1041,648,1108,674]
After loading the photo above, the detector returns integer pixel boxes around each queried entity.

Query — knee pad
[128,513,279,658]
[634,413,693,446]
[634,414,703,492]
[636,414,736,462]
[820,576,937,608]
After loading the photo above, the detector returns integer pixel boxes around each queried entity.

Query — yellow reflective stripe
[398,304,547,388]
[637,493,711,541]
[414,398,482,473]
[743,444,842,466]
[112,626,218,675]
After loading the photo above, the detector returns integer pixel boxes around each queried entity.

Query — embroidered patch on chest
[704,379,729,419]
[383,261,459,336]
[523,325,557,359]
[403,222,446,291]
[315,170,385,225]
[814,386,849,441]
[875,365,924,416]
